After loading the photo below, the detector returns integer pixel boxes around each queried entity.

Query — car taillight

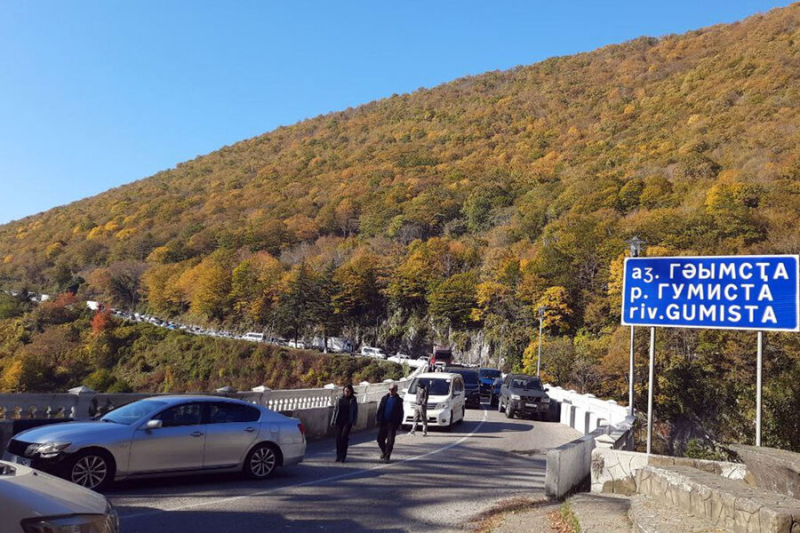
[298,423,306,442]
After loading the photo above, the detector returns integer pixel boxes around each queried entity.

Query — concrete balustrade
[0,363,429,451]
[543,385,636,499]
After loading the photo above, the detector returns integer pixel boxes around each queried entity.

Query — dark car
[497,374,551,420]
[479,368,502,398]
[489,377,503,407]
[445,367,482,408]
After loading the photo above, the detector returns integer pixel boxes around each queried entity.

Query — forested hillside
[2,5,800,453]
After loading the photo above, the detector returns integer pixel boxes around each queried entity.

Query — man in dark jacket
[375,383,404,462]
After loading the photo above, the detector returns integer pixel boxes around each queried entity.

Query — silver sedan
[2,395,306,490]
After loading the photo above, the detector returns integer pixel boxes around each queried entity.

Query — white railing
[0,364,429,421]
[545,385,634,450]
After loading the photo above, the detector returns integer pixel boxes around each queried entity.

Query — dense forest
[2,5,800,454]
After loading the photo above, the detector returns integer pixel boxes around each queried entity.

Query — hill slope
[2,5,800,452]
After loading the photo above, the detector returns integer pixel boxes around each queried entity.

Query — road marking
[123,408,489,521]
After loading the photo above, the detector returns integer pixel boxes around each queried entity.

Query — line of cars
[1,395,307,533]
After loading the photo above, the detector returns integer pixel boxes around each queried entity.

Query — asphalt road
[110,405,581,533]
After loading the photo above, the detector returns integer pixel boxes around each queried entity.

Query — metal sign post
[756,331,763,446]
[536,306,545,378]
[647,327,655,454]
[629,326,635,416]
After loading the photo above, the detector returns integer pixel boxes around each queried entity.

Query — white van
[243,332,265,342]
[360,346,386,359]
[401,372,466,430]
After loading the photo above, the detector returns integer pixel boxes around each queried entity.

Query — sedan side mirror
[544,387,550,392]
[145,419,163,430]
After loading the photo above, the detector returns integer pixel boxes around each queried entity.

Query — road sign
[621,255,799,332]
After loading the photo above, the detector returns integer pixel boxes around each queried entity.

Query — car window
[510,378,543,391]
[154,403,203,427]
[451,371,479,385]
[408,378,451,396]
[208,402,261,424]
[480,369,501,379]
[102,399,168,425]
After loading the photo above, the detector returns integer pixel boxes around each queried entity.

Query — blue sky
[0,1,791,224]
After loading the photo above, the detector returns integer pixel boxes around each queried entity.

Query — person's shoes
[335,457,341,462]
[383,456,391,463]
[408,430,415,436]
[341,457,346,463]
[423,431,427,437]
[380,453,386,461]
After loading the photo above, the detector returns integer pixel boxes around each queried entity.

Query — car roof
[508,374,537,379]
[445,367,478,375]
[414,372,462,380]
[140,395,260,405]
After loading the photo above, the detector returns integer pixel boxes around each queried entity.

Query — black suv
[445,367,482,408]
[497,374,551,420]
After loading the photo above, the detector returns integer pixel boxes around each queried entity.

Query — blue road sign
[621,255,799,332]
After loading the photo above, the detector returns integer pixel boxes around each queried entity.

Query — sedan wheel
[505,401,515,419]
[70,451,112,490]
[245,443,278,479]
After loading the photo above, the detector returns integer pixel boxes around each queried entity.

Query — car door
[203,402,261,468]
[501,375,512,404]
[453,377,465,414]
[128,402,205,474]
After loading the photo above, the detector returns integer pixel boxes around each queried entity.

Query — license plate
[525,403,537,408]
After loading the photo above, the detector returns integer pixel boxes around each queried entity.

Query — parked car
[0,460,119,533]
[360,346,386,359]
[444,367,482,408]
[479,368,502,398]
[2,396,306,490]
[497,374,551,419]
[243,332,265,342]
[489,377,503,407]
[288,340,306,349]
[400,373,465,430]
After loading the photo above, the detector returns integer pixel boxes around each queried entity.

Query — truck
[431,345,453,367]
[311,336,353,353]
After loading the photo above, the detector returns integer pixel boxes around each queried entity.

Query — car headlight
[511,394,521,400]
[22,506,119,533]
[434,403,448,410]
[25,442,71,459]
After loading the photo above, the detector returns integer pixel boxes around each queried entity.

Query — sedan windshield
[100,399,168,425]
[510,378,543,391]
[408,378,451,396]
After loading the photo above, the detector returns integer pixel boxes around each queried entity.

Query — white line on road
[123,408,489,521]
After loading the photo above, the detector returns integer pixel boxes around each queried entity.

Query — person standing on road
[408,381,428,436]
[332,384,358,462]
[376,383,404,463]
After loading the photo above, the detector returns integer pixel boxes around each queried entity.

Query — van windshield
[408,378,451,396]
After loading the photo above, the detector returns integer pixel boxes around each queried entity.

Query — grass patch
[549,501,581,533]
[472,496,550,533]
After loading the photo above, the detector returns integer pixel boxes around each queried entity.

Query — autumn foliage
[2,6,800,453]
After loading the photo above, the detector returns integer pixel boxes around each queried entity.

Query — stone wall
[591,447,747,496]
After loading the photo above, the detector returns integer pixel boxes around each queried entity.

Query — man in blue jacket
[376,383,404,463]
